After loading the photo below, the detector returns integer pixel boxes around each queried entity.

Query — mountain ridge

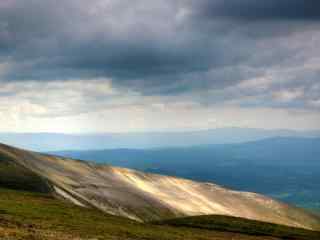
[0,142,320,230]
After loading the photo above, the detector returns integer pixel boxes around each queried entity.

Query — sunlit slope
[0,143,319,230]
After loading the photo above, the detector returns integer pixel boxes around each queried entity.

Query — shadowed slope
[0,150,51,193]
[157,215,320,240]
[0,143,319,230]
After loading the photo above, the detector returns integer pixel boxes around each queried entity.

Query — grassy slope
[158,215,320,240]
[0,188,286,240]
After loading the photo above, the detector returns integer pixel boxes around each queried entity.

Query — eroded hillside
[0,143,319,231]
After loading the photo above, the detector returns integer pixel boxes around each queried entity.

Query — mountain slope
[3,188,319,240]
[51,137,320,210]
[0,143,319,230]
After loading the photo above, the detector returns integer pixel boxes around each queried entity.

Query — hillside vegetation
[1,188,320,240]
[158,215,320,240]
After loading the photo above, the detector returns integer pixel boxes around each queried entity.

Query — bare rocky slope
[0,143,319,230]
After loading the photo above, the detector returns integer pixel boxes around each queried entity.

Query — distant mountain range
[51,137,320,167]
[1,128,320,151]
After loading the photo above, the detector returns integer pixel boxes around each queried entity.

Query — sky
[0,0,320,133]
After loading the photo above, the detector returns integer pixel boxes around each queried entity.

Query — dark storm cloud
[0,0,255,94]
[0,0,319,109]
[197,0,320,21]
[0,1,203,81]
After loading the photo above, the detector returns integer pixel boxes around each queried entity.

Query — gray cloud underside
[196,0,320,20]
[0,0,319,110]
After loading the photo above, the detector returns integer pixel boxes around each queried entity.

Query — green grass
[0,188,285,240]
[157,215,320,240]
[1,189,320,240]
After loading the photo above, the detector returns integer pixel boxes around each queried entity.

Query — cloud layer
[0,0,320,131]
[196,0,320,20]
